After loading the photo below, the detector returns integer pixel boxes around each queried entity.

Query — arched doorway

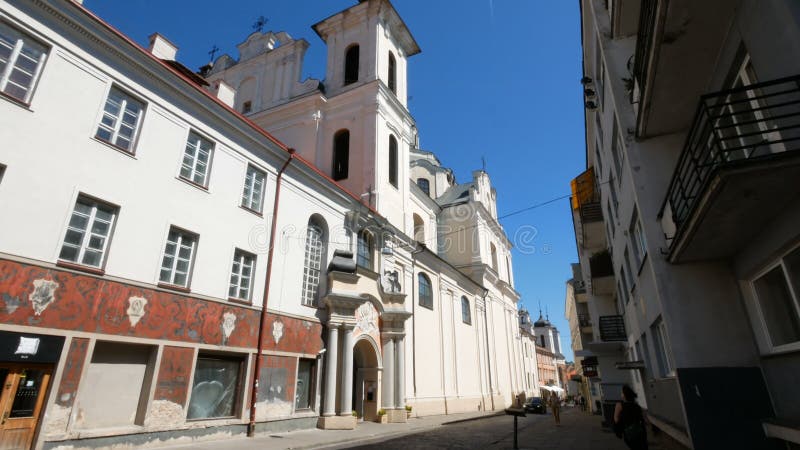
[352,337,380,422]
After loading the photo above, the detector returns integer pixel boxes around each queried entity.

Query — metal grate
[663,74,800,232]
[599,315,627,341]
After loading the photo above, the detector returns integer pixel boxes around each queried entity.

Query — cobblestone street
[165,407,676,449]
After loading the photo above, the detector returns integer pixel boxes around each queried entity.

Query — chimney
[211,80,236,108]
[148,33,178,61]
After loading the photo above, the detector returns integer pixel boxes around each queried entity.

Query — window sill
[0,91,33,111]
[92,136,138,159]
[239,205,263,217]
[56,260,105,276]
[158,282,191,293]
[418,304,434,311]
[228,297,253,306]
[176,176,210,192]
[761,341,800,357]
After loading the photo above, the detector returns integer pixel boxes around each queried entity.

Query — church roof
[533,314,551,328]
[436,183,473,207]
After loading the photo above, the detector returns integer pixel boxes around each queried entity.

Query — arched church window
[357,229,374,270]
[418,273,433,309]
[388,51,397,93]
[416,178,430,196]
[413,214,425,242]
[301,216,327,306]
[461,296,471,325]
[389,135,398,188]
[332,130,349,181]
[344,44,359,85]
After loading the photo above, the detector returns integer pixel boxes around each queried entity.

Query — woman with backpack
[613,385,648,450]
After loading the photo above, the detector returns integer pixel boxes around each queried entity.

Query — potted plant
[377,408,388,423]
[405,405,412,419]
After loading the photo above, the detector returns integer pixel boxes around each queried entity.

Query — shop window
[187,355,243,420]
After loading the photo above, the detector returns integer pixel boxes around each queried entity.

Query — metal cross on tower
[253,16,268,32]
[208,45,219,62]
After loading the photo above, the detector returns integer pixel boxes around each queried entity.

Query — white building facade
[0,0,528,448]
[574,0,800,448]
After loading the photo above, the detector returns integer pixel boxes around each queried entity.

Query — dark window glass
[388,52,396,93]
[357,230,373,270]
[461,296,471,324]
[187,356,241,419]
[418,273,433,309]
[332,130,350,181]
[9,369,45,418]
[389,135,398,188]
[416,178,430,196]
[344,45,359,85]
[295,359,314,410]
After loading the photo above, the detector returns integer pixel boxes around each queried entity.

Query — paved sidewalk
[163,410,503,450]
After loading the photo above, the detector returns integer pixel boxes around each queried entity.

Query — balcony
[632,0,738,137]
[578,313,593,332]
[598,315,627,342]
[660,75,800,263]
[589,250,615,295]
[570,168,605,251]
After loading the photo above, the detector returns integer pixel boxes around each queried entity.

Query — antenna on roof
[253,16,268,33]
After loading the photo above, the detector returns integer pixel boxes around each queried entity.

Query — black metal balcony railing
[632,0,658,100]
[578,313,592,328]
[599,315,627,341]
[663,74,800,231]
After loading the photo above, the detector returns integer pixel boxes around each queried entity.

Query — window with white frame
[630,208,647,267]
[751,245,800,349]
[356,230,373,270]
[95,86,145,152]
[228,249,255,301]
[301,219,325,307]
[159,227,198,288]
[59,196,117,268]
[241,165,265,212]
[461,296,471,325]
[0,21,48,104]
[180,131,214,187]
[651,317,673,377]
[418,273,433,309]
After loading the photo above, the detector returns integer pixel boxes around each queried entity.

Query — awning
[540,385,565,393]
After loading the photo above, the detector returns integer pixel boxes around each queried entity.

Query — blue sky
[83,0,585,360]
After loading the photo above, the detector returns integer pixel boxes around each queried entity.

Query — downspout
[410,243,424,399]
[481,289,494,410]
[248,149,295,437]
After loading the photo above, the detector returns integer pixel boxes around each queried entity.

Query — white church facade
[0,0,531,448]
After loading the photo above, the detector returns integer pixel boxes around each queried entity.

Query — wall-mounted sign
[14,336,40,356]
[0,331,64,363]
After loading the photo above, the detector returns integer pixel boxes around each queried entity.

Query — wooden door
[0,365,51,450]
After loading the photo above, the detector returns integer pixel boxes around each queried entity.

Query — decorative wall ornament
[127,296,148,327]
[355,302,377,335]
[29,279,58,316]
[381,270,401,294]
[222,312,237,339]
[272,320,284,344]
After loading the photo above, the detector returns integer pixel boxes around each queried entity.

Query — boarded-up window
[74,342,154,428]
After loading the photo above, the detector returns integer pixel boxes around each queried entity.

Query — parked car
[524,397,546,414]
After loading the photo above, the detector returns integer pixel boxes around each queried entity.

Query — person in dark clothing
[613,385,648,450]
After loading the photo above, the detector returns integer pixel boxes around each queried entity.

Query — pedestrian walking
[549,394,561,425]
[613,385,648,450]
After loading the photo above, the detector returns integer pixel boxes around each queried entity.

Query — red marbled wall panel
[261,314,323,355]
[0,259,322,354]
[154,346,194,405]
[54,337,89,407]
[257,355,297,405]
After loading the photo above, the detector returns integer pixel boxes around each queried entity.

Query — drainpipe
[481,289,494,410]
[410,243,424,399]
[248,149,295,437]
